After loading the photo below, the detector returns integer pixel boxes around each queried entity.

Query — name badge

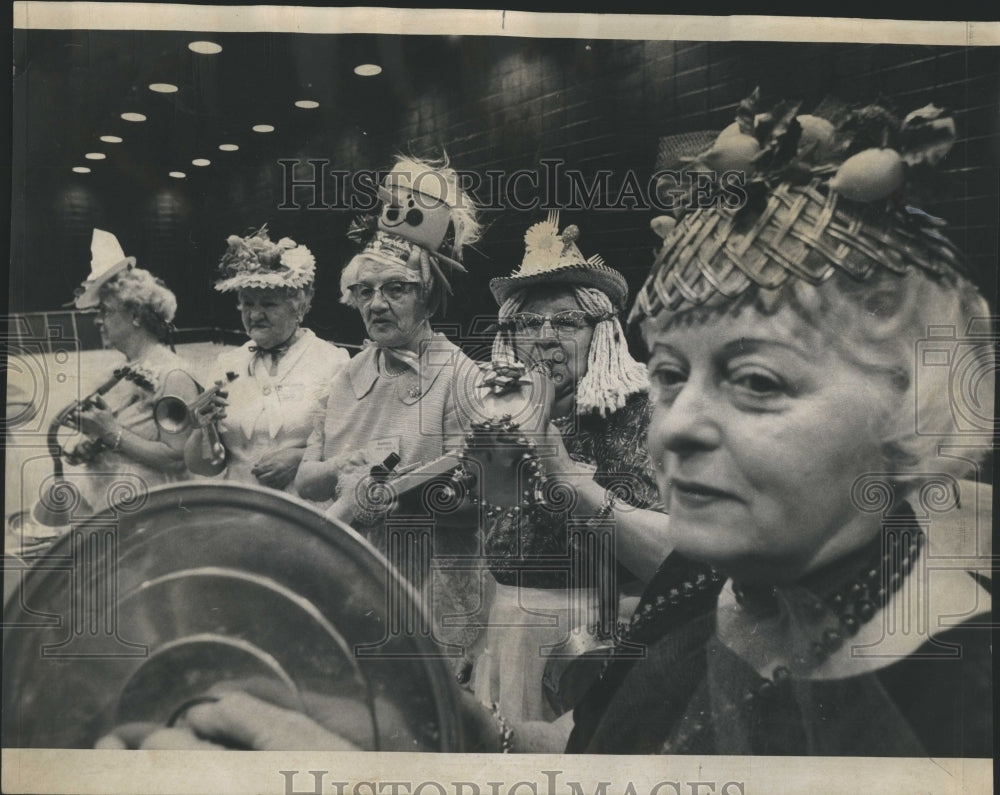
[276,383,305,401]
[370,436,402,463]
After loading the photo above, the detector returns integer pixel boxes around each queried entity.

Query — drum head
[2,483,462,750]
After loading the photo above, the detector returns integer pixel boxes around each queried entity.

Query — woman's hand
[192,383,230,427]
[66,396,119,444]
[296,449,372,502]
[325,455,384,524]
[541,421,583,481]
[65,437,101,466]
[252,447,305,490]
[95,692,361,751]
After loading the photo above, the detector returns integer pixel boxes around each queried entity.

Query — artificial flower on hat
[214,224,316,292]
[71,229,137,309]
[489,210,628,311]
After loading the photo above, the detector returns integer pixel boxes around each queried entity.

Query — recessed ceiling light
[84,152,106,160]
[294,100,320,109]
[354,64,382,77]
[252,124,275,133]
[100,135,122,143]
[188,41,222,55]
[72,166,91,174]
[219,143,239,151]
[192,158,211,167]
[121,112,146,122]
[169,171,186,179]
[149,82,179,93]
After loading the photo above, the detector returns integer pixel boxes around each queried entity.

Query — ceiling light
[188,41,222,55]
[169,171,186,179]
[84,152,106,160]
[121,112,146,122]
[149,82,179,93]
[294,100,320,109]
[252,124,275,133]
[219,143,239,151]
[192,158,211,167]
[72,166,91,174]
[354,64,382,77]
[100,135,122,143]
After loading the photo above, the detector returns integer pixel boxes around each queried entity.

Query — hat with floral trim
[489,211,628,311]
[214,224,316,292]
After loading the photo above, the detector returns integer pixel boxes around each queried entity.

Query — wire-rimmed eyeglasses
[500,310,612,338]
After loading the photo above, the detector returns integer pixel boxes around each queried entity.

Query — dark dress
[566,524,993,757]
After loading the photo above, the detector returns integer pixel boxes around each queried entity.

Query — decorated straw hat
[631,90,968,325]
[490,211,628,310]
[72,229,136,309]
[214,224,316,293]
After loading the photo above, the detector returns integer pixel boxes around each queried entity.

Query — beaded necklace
[653,525,925,753]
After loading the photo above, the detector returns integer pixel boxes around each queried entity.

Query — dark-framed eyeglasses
[347,281,420,304]
[501,310,612,338]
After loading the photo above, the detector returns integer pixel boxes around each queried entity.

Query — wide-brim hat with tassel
[489,211,629,311]
[72,229,136,309]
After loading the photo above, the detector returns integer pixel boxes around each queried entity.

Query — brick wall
[16,37,998,345]
[364,39,997,340]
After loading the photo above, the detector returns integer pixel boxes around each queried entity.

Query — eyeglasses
[502,310,611,338]
[347,281,419,304]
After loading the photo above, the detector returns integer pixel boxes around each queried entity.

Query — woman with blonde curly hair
[66,230,201,512]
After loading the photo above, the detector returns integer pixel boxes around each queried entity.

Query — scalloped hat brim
[489,263,628,311]
[214,271,314,292]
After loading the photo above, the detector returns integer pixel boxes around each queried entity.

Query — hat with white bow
[71,229,136,309]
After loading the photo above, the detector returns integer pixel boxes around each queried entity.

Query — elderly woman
[65,230,200,513]
[126,101,991,758]
[184,226,348,492]
[295,156,481,520]
[562,103,993,756]
[295,155,483,663]
[470,211,717,723]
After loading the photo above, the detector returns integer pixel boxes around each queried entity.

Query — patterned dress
[475,392,695,721]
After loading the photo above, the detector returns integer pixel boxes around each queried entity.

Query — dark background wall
[11,32,999,348]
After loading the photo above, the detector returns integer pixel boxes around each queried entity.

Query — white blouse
[212,329,349,493]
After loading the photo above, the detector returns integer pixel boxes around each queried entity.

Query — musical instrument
[32,368,141,526]
[3,483,464,750]
[153,371,238,474]
[48,368,135,471]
